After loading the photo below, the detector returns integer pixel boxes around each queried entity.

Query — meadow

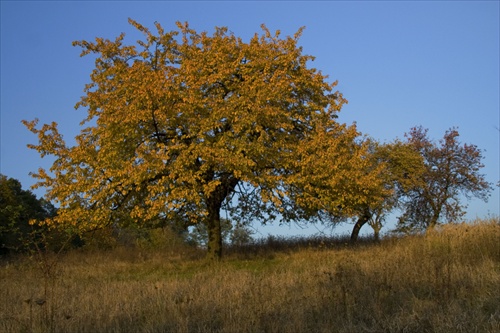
[1,218,499,333]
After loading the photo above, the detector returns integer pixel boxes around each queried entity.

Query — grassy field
[1,218,499,333]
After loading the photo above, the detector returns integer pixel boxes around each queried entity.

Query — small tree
[0,174,57,253]
[397,126,493,232]
[347,139,425,242]
[23,19,375,259]
[229,222,254,247]
[367,209,385,242]
[186,218,254,248]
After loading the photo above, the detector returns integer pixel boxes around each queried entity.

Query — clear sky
[1,1,499,238]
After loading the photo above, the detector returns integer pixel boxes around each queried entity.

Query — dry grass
[1,218,499,333]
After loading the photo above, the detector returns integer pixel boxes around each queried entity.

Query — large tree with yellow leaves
[24,19,382,259]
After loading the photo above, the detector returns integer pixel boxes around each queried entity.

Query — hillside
[1,218,499,333]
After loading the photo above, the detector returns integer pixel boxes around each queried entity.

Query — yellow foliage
[23,19,384,236]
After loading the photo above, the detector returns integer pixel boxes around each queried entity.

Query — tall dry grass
[1,218,499,332]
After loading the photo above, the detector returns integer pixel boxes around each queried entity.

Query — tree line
[9,19,493,259]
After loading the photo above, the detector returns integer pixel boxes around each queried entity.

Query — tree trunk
[206,200,222,260]
[204,174,239,260]
[373,227,380,242]
[350,210,372,243]
[428,206,441,230]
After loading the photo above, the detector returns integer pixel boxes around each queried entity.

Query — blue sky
[1,1,499,238]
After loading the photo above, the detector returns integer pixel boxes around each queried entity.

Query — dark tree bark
[372,224,381,242]
[204,174,239,260]
[350,209,372,243]
[206,200,223,260]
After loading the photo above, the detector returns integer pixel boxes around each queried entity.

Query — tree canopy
[24,19,379,259]
[396,126,493,232]
[348,139,426,241]
[0,174,56,253]
[346,127,492,239]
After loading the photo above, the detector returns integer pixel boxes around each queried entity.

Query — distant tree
[0,174,56,253]
[348,139,425,242]
[229,222,255,247]
[367,208,385,242]
[23,19,376,259]
[397,126,493,232]
[186,218,254,248]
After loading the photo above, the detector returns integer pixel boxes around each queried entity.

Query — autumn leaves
[23,20,492,259]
